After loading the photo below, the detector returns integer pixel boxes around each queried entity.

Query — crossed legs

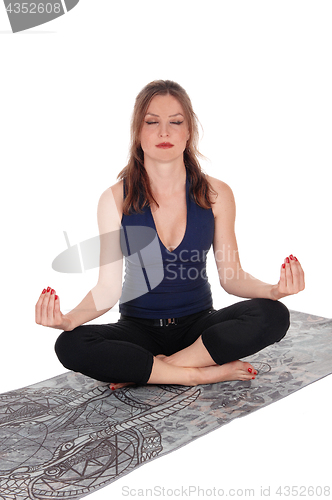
[55,299,290,389]
[111,337,258,389]
[111,299,290,389]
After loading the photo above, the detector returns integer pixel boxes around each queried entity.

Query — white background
[0,1,331,499]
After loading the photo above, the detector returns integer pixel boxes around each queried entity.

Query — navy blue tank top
[119,170,215,318]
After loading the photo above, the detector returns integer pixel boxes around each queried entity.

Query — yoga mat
[0,310,331,500]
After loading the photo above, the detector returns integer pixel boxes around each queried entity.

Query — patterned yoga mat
[0,310,331,500]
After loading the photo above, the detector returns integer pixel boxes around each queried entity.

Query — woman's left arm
[209,177,305,300]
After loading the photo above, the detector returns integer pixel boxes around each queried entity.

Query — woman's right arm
[35,182,124,331]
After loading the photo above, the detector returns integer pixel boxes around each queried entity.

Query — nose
[158,121,170,137]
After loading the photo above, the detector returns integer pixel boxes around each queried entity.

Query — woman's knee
[54,327,86,371]
[253,298,290,342]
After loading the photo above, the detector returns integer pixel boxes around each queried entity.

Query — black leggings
[55,298,290,385]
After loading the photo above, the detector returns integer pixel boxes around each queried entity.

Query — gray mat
[0,310,331,499]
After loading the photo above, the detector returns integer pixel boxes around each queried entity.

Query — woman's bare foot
[196,360,258,385]
[158,351,257,383]
[152,356,257,385]
[109,358,258,390]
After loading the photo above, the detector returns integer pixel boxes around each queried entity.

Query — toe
[239,362,257,380]
[109,382,136,391]
[245,362,257,376]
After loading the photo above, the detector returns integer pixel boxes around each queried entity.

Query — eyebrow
[145,113,184,117]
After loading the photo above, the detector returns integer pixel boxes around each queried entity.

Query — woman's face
[140,94,190,165]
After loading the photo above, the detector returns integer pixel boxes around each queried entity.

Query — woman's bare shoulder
[110,179,124,203]
[206,175,237,231]
[97,179,124,229]
[206,175,235,207]
[100,180,123,206]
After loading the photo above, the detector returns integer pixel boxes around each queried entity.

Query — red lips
[156,142,174,149]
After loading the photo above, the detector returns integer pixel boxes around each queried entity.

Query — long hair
[118,80,216,214]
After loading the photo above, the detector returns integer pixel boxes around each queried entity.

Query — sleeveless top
[119,170,215,318]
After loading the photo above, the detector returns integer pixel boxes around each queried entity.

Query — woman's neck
[144,160,187,197]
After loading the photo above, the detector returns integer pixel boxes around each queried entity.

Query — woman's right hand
[35,287,71,331]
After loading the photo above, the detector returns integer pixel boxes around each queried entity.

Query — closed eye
[145,121,184,125]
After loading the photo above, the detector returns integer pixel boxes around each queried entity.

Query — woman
[35,80,305,390]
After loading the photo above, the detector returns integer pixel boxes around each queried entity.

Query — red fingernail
[286,257,290,263]
[55,295,58,300]
[252,377,255,380]
[111,386,115,391]
[42,289,46,294]
[254,371,257,375]
[51,289,55,295]
[248,368,252,373]
[294,256,298,261]
[47,287,51,292]
[290,255,294,260]
[282,263,285,269]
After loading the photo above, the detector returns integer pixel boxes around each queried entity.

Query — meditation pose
[35,80,305,390]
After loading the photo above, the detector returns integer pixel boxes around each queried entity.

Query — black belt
[120,309,213,327]
[157,317,178,326]
[120,315,180,327]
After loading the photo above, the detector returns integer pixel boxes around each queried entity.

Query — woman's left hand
[271,255,305,300]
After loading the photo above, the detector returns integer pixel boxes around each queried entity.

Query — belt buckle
[161,317,177,327]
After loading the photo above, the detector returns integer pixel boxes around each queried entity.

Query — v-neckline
[149,176,189,253]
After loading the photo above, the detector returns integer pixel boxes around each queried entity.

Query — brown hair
[117,80,216,214]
